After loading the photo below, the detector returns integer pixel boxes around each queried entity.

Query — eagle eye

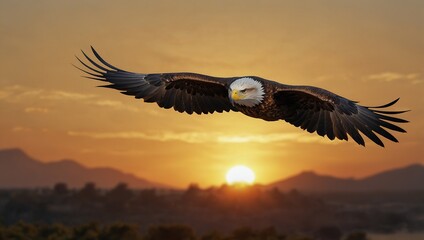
[241,88,255,93]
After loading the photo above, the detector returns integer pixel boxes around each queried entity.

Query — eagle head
[229,77,265,107]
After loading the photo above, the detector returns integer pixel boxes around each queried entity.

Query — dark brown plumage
[75,47,409,147]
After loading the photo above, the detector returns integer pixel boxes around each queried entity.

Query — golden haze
[0,0,423,187]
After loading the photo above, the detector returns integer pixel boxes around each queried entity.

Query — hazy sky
[0,0,423,187]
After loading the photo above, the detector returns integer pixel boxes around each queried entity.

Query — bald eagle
[75,47,408,147]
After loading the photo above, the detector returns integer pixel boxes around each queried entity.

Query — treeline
[0,183,325,225]
[0,222,369,240]
[0,183,421,233]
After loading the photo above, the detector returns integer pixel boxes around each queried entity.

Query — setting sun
[226,165,256,185]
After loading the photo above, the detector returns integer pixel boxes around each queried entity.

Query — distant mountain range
[269,163,424,192]
[0,148,169,189]
[1,148,423,191]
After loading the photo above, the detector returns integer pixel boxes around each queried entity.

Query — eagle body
[76,47,409,147]
[232,78,285,121]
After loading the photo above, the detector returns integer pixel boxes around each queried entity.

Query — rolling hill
[1,148,423,191]
[0,148,169,189]
[268,164,424,192]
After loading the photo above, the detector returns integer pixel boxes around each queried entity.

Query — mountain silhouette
[2,148,423,191]
[269,164,424,192]
[0,148,169,189]
[358,164,424,191]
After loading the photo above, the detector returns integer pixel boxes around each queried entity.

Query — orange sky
[0,0,423,187]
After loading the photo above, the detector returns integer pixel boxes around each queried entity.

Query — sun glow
[226,165,256,185]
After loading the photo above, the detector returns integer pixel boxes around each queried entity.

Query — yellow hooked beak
[231,90,241,100]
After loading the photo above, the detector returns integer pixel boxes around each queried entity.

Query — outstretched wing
[274,86,408,147]
[75,47,236,114]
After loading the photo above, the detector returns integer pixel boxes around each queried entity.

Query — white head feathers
[229,77,265,107]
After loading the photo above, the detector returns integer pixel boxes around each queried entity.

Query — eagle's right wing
[75,47,237,114]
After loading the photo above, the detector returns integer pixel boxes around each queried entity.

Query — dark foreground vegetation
[1,183,424,239]
[0,222,370,240]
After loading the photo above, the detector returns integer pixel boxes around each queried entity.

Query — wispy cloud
[366,72,422,84]
[216,133,328,143]
[93,100,140,112]
[68,131,213,143]
[0,85,41,101]
[0,85,148,113]
[24,107,50,113]
[11,126,32,132]
[68,130,336,144]
[0,85,95,102]
[40,91,96,100]
[80,148,146,156]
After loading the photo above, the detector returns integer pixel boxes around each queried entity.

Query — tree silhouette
[314,226,342,240]
[145,225,196,240]
[130,189,163,211]
[99,223,141,240]
[78,183,99,200]
[38,223,72,240]
[231,226,256,240]
[345,231,368,240]
[53,183,69,196]
[105,183,133,213]
[73,223,101,240]
[200,231,222,240]
[183,183,202,204]
[75,182,101,211]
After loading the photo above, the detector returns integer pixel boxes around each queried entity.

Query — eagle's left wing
[274,86,408,147]
[75,47,237,115]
